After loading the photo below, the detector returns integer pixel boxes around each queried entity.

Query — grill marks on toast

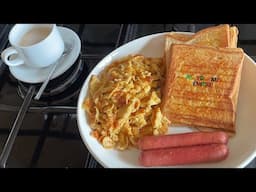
[170,90,231,103]
[173,77,235,91]
[169,97,233,111]
[161,44,244,133]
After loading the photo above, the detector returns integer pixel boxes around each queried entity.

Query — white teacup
[1,24,64,68]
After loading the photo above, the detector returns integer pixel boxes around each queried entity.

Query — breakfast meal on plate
[161,44,244,134]
[83,55,169,150]
[82,24,245,166]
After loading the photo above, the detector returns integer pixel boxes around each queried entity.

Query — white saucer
[9,27,81,84]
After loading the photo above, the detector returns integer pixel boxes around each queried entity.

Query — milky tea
[19,27,51,47]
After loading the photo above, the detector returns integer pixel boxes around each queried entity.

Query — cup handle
[1,47,24,67]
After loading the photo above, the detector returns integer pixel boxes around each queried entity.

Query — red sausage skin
[138,131,228,150]
[139,144,229,167]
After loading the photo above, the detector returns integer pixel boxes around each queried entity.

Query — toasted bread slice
[166,33,193,41]
[229,26,239,48]
[161,44,244,134]
[167,26,238,47]
[164,25,238,72]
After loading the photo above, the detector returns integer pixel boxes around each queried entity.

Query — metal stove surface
[0,24,256,168]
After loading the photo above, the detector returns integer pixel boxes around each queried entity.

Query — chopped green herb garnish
[185,74,192,80]
[200,75,204,80]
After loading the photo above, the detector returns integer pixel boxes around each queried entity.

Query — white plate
[77,32,256,168]
[9,26,81,83]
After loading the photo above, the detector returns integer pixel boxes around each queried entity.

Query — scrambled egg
[83,55,169,150]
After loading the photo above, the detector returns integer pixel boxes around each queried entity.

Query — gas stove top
[0,24,256,168]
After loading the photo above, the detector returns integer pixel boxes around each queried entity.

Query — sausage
[139,143,229,167]
[138,131,228,150]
